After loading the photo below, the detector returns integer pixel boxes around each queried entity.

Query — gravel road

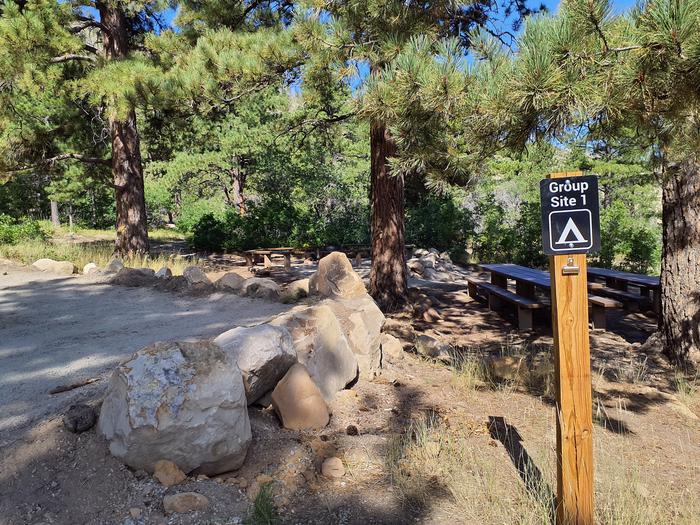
[0,262,289,447]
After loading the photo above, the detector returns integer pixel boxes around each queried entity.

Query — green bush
[406,195,467,253]
[189,197,370,252]
[0,215,49,245]
[594,201,660,273]
[176,198,227,234]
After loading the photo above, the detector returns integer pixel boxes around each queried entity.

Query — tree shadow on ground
[487,416,556,524]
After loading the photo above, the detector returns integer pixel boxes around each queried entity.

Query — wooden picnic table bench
[471,264,623,330]
[244,248,293,270]
[587,267,660,314]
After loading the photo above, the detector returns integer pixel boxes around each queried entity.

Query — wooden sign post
[543,172,595,525]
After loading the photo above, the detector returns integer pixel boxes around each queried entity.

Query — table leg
[518,307,533,331]
[591,306,606,330]
[516,281,535,299]
[284,254,291,270]
[263,255,272,268]
[245,254,254,267]
[491,274,508,289]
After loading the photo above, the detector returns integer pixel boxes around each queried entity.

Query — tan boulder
[309,252,366,300]
[320,294,385,376]
[281,278,310,302]
[163,492,209,514]
[104,258,124,273]
[110,267,156,287]
[183,266,211,286]
[270,304,358,402]
[32,258,76,275]
[241,277,281,300]
[271,364,330,430]
[153,459,186,487]
[214,272,246,292]
[380,333,403,362]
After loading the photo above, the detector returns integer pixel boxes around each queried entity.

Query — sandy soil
[1,259,698,525]
[0,262,289,448]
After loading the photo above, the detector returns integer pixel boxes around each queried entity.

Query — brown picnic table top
[587,267,660,289]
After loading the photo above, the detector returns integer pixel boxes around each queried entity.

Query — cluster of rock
[97,252,391,480]
[82,257,303,302]
[407,248,465,283]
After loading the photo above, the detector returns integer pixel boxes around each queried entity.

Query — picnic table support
[591,304,607,330]
[284,253,291,270]
[549,173,594,525]
[245,253,254,267]
[263,254,272,269]
[491,273,508,289]
[517,307,534,331]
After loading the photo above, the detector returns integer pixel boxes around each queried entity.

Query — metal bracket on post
[562,256,580,275]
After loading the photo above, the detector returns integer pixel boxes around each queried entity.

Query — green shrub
[0,215,49,245]
[176,198,227,234]
[406,195,467,253]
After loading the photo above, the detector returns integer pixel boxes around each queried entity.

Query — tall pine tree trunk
[98,1,149,255]
[660,157,700,366]
[369,120,407,309]
[50,200,60,226]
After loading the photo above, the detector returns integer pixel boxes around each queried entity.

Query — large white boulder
[98,340,251,476]
[32,258,75,275]
[213,325,297,405]
[320,294,385,376]
[309,252,366,300]
[270,304,358,402]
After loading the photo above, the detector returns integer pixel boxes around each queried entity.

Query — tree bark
[660,156,700,366]
[369,120,407,310]
[98,2,149,255]
[231,166,246,215]
[50,200,60,226]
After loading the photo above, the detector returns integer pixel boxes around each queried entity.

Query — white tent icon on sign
[556,217,589,248]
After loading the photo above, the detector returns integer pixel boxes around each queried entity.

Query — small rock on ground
[62,403,97,433]
[163,492,209,514]
[321,457,345,478]
[153,459,187,487]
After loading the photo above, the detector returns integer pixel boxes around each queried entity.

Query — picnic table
[587,267,660,314]
[469,263,621,330]
[244,248,293,270]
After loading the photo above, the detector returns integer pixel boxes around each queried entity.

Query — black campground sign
[540,174,600,256]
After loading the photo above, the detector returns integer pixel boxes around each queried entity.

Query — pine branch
[51,54,97,64]
[70,19,106,33]
[43,153,111,166]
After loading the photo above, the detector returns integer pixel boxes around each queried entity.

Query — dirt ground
[0,261,289,448]
[0,259,698,525]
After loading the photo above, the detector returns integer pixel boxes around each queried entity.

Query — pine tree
[479,0,700,365]
[295,0,543,309]
[0,0,165,255]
